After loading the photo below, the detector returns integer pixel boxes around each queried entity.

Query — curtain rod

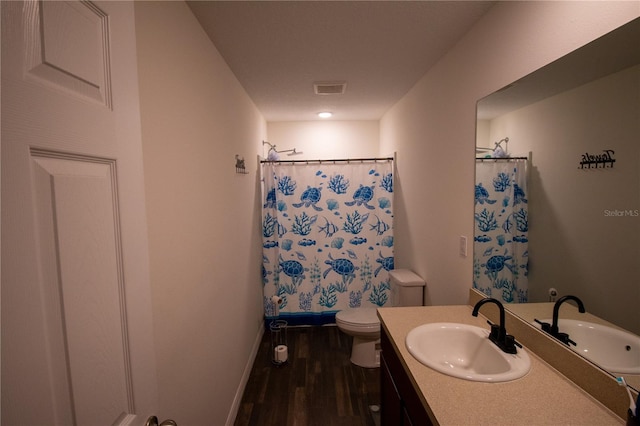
[475,157,528,161]
[260,156,394,164]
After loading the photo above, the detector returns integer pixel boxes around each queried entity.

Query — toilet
[335,269,426,368]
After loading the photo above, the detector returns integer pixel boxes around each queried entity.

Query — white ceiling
[187,1,496,122]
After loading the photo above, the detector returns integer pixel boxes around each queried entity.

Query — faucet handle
[504,335,518,354]
[556,332,577,346]
[486,321,500,340]
[534,318,554,333]
[534,319,576,346]
[486,320,519,354]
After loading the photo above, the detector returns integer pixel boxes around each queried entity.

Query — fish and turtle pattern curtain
[261,160,394,325]
[474,159,529,304]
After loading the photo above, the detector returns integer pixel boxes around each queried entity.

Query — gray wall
[135,2,266,424]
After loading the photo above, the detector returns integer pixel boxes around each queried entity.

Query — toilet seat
[336,307,380,330]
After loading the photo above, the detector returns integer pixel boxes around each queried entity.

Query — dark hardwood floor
[234,325,380,426]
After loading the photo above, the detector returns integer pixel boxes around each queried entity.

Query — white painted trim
[225,323,265,426]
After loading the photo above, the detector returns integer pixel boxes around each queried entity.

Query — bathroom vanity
[380,321,431,425]
[378,305,624,425]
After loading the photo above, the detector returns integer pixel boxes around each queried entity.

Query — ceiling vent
[314,82,347,95]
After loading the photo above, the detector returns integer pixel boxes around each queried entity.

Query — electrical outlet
[459,236,468,257]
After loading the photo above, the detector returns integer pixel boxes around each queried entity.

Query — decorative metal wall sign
[579,149,616,169]
[235,154,248,174]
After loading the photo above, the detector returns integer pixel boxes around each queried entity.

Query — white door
[2,1,160,425]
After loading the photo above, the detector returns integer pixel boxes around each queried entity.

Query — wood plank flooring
[234,325,380,426]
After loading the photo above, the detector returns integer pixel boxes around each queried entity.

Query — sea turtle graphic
[292,186,323,211]
[475,183,496,205]
[374,252,394,277]
[323,253,359,285]
[482,253,515,282]
[345,185,375,210]
[279,255,306,287]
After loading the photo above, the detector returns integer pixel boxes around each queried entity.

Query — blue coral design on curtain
[261,160,394,325]
[473,159,529,304]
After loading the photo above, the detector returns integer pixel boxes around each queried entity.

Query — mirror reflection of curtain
[474,159,529,304]
[261,160,394,325]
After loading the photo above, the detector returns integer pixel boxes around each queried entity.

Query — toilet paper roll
[274,345,288,363]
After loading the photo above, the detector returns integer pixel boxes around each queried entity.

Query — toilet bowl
[336,269,426,368]
[335,307,381,368]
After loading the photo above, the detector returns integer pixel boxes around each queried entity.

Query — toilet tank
[389,269,426,307]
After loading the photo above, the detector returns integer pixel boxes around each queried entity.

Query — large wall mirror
[474,18,639,390]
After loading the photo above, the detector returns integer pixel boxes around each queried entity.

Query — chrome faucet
[535,295,585,346]
[472,297,520,354]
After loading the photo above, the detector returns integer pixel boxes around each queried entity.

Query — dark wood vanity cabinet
[380,326,433,426]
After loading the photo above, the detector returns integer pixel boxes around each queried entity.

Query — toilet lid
[336,307,380,326]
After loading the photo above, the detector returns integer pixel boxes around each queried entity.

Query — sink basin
[538,319,640,374]
[405,323,531,382]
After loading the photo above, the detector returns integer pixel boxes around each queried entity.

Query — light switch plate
[459,236,468,257]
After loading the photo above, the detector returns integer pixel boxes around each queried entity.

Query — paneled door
[2,1,159,424]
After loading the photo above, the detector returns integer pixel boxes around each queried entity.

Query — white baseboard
[225,323,264,426]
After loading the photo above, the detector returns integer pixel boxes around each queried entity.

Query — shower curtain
[474,159,529,304]
[261,159,394,325]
